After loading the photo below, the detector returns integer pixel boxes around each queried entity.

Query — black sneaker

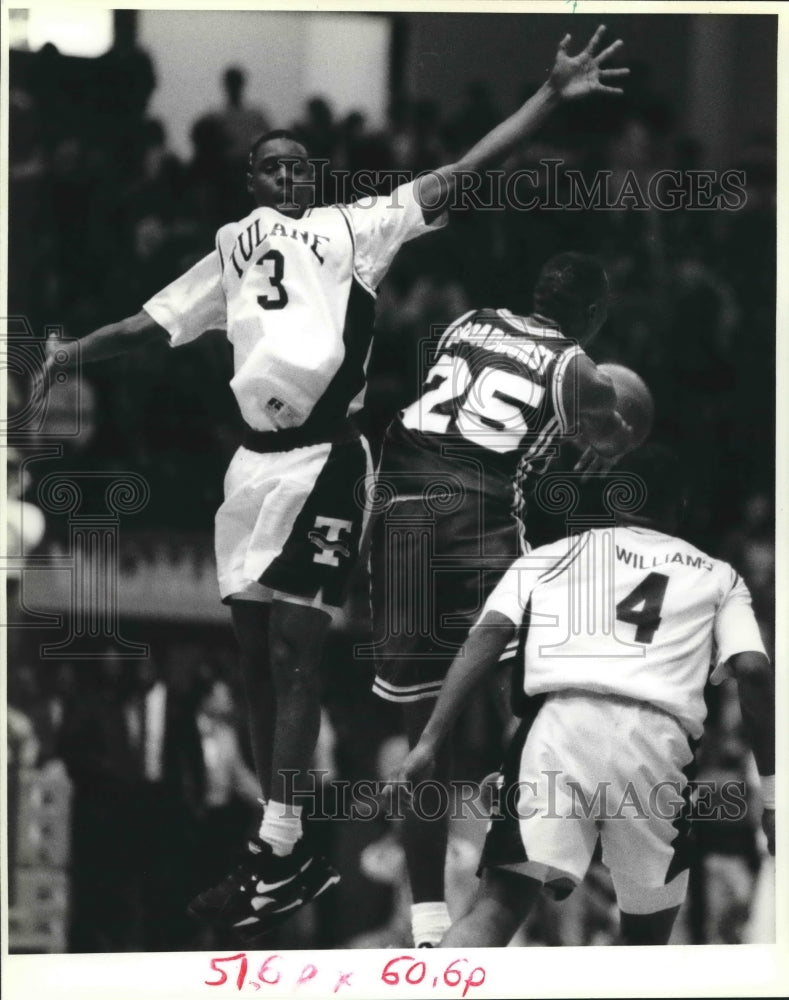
[233,852,341,944]
[187,839,308,927]
[300,853,341,905]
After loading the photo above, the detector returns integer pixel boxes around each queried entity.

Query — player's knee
[280,670,321,708]
[268,628,321,699]
[270,636,318,680]
[479,868,540,926]
[465,891,530,945]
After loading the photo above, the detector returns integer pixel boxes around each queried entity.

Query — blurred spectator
[46,137,109,314]
[95,34,156,158]
[409,99,449,175]
[59,652,146,951]
[7,700,40,894]
[59,649,205,951]
[185,113,237,232]
[189,677,260,949]
[6,444,46,573]
[297,96,338,163]
[213,66,271,164]
[120,119,187,226]
[686,681,764,944]
[335,110,391,183]
[128,655,206,951]
[195,66,272,217]
[293,96,339,204]
[29,43,68,153]
[444,80,500,156]
[720,493,775,658]
[8,666,43,770]
[194,678,259,879]
[387,96,416,171]
[34,663,76,766]
[8,85,45,314]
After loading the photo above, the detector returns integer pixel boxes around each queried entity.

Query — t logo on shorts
[309,516,353,566]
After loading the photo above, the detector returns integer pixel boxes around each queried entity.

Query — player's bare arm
[35,309,167,384]
[563,353,635,460]
[727,650,776,855]
[34,310,169,400]
[395,612,515,786]
[415,25,629,210]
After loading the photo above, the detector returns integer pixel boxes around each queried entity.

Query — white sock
[248,797,267,853]
[411,901,451,947]
[259,800,303,857]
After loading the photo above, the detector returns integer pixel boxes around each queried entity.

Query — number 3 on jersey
[616,572,668,644]
[256,249,288,309]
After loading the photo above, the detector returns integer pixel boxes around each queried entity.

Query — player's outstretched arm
[416,25,628,210]
[563,353,635,474]
[727,650,776,855]
[395,612,515,787]
[34,310,169,400]
[51,310,167,368]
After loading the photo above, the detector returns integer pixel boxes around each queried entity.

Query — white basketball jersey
[483,525,766,738]
[143,181,445,432]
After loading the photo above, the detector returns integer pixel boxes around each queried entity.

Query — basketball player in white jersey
[370,252,637,946]
[397,445,775,945]
[38,26,630,940]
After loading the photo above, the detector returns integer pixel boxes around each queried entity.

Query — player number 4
[615,572,668,644]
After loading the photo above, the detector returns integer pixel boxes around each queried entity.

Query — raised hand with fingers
[549,24,629,100]
[572,407,636,480]
[573,442,626,480]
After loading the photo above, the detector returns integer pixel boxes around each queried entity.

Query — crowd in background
[8,44,776,538]
[6,37,776,951]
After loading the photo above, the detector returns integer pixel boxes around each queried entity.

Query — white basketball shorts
[215,436,372,612]
[481,690,695,913]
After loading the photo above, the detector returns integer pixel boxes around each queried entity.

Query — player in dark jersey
[370,252,636,946]
[37,28,630,942]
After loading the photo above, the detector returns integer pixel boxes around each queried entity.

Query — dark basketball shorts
[370,488,524,702]
[215,438,372,615]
